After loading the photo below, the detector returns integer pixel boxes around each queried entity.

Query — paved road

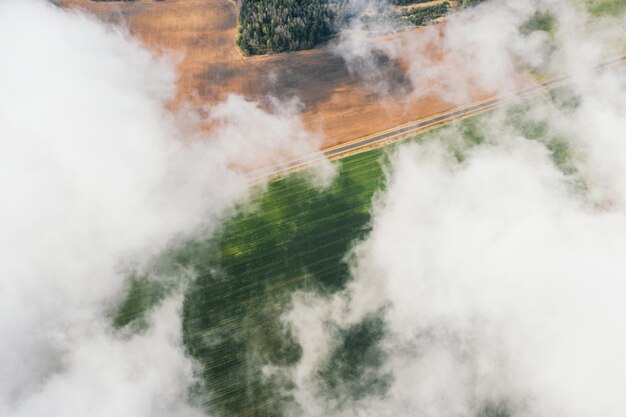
[253,55,626,180]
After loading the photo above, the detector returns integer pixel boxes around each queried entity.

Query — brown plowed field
[56,0,498,148]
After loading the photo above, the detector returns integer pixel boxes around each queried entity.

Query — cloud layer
[0,1,328,416]
[288,1,626,416]
[2,0,625,416]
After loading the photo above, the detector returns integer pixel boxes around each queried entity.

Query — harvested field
[56,0,502,148]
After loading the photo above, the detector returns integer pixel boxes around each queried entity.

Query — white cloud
[0,1,329,416]
[288,1,626,416]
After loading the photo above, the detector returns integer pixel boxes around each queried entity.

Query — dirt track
[57,0,494,148]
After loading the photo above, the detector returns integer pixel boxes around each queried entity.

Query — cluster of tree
[400,2,450,26]
[236,0,342,56]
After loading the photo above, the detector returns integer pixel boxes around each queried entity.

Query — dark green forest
[237,0,342,56]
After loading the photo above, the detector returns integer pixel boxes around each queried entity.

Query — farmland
[6,0,626,415]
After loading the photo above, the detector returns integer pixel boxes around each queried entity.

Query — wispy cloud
[288,1,626,416]
[0,1,330,416]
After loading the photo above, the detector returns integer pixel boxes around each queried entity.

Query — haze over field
[1,0,625,417]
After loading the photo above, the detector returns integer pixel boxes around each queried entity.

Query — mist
[3,0,626,416]
[287,1,626,416]
[0,1,328,416]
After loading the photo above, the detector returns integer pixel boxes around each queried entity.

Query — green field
[182,146,388,416]
[111,92,576,417]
